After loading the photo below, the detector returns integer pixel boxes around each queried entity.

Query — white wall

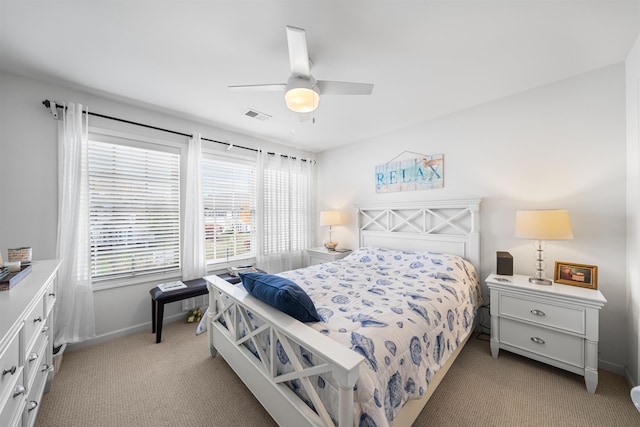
[626,33,640,387]
[0,70,311,345]
[316,64,627,373]
[0,64,630,371]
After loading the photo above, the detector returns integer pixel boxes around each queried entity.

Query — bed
[205,198,481,427]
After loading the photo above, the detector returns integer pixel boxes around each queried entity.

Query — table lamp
[514,209,573,285]
[320,210,341,251]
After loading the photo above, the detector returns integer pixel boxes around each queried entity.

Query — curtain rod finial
[43,99,59,119]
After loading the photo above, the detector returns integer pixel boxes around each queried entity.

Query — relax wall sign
[375,154,444,193]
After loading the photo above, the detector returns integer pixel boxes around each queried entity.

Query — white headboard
[354,198,481,270]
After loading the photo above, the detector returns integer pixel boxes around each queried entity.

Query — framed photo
[554,262,598,289]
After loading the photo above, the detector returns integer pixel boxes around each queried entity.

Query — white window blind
[262,166,310,255]
[202,157,256,263]
[88,140,181,279]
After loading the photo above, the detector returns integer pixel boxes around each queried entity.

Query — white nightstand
[305,247,352,266]
[486,273,607,393]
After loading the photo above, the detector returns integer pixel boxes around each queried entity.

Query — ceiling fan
[229,25,374,113]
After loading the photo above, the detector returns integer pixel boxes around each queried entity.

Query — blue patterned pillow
[239,272,321,322]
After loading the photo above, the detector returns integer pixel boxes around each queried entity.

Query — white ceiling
[1,1,638,153]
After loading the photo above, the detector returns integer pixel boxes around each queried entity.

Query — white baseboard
[66,312,187,352]
[625,367,638,388]
[599,358,626,377]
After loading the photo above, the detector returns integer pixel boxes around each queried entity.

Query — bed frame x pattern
[205,197,481,427]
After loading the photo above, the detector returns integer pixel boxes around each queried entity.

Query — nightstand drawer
[500,318,584,367]
[499,294,585,334]
[305,247,352,266]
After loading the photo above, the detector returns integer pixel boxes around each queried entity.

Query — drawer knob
[41,364,51,373]
[48,292,55,297]
[530,337,546,345]
[2,366,17,376]
[13,385,26,398]
[41,325,49,333]
[28,400,38,412]
[530,309,546,316]
[33,316,42,323]
[28,352,39,362]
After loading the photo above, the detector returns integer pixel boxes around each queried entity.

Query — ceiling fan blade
[317,80,374,95]
[228,84,286,92]
[286,25,310,77]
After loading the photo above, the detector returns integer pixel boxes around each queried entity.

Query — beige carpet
[35,322,640,426]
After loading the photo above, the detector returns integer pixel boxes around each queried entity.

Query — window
[88,139,181,279]
[262,160,311,255]
[202,156,256,264]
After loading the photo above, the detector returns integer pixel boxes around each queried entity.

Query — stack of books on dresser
[0,264,33,291]
[227,265,257,277]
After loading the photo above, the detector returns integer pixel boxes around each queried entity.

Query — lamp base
[529,277,552,286]
[324,241,338,251]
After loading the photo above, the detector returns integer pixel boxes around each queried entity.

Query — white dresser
[486,273,606,393]
[0,260,60,427]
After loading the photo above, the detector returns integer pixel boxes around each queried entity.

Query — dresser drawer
[0,379,26,427]
[43,279,57,318]
[24,363,48,427]
[500,318,584,368]
[499,294,585,334]
[25,330,48,389]
[0,260,60,427]
[0,331,21,404]
[23,298,45,351]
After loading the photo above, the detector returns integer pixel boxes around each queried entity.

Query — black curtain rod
[42,100,313,162]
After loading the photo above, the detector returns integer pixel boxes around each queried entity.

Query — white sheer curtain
[55,102,95,347]
[181,133,207,310]
[181,132,206,281]
[256,150,314,273]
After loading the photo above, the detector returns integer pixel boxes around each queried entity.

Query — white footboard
[205,275,364,427]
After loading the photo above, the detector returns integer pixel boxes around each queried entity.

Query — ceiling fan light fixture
[229,26,373,114]
[284,75,320,113]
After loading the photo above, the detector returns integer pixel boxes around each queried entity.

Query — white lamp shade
[514,210,574,240]
[320,210,341,226]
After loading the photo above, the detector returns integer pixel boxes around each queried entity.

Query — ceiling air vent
[243,109,271,122]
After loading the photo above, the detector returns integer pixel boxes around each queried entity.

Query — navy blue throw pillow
[238,272,321,323]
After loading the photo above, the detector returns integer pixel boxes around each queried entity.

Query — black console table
[149,271,260,343]
[149,278,208,343]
